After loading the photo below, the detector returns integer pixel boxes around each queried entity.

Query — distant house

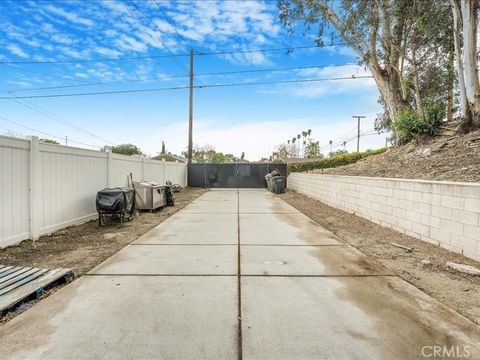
[152,154,187,163]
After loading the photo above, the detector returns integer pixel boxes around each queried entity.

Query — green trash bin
[271,176,286,194]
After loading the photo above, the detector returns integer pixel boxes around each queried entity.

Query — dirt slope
[316,129,480,182]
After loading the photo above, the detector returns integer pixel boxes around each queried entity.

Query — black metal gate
[188,163,287,188]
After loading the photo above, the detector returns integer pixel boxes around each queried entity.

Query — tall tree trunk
[460,0,480,117]
[370,62,408,121]
[411,44,425,119]
[447,50,454,122]
[322,3,407,121]
[452,0,469,120]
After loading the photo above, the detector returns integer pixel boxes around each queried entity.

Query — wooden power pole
[353,115,365,152]
[187,49,194,164]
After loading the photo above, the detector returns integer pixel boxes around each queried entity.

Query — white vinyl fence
[0,135,187,248]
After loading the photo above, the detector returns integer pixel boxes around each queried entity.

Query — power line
[319,130,386,151]
[152,0,191,53]
[0,63,74,82]
[0,125,23,138]
[0,75,374,99]
[125,0,189,73]
[1,63,358,93]
[0,45,341,65]
[196,45,342,56]
[0,115,102,148]
[10,98,117,145]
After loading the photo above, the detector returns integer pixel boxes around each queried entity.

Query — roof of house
[152,153,187,163]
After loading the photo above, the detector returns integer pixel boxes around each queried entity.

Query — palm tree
[302,131,307,157]
[329,140,333,156]
[305,141,320,158]
[297,134,301,157]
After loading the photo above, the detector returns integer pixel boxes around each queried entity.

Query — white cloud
[75,72,89,79]
[1,0,287,69]
[100,0,130,15]
[263,64,377,98]
[44,5,94,27]
[164,1,280,64]
[5,80,31,87]
[57,47,85,59]
[50,34,77,45]
[6,44,28,58]
[95,47,122,58]
[41,23,56,33]
[114,34,148,52]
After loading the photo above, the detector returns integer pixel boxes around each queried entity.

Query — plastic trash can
[271,176,286,194]
[265,173,273,192]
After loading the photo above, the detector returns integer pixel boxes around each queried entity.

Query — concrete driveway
[1,189,479,359]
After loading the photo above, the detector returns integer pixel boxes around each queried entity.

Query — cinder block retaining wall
[288,173,480,261]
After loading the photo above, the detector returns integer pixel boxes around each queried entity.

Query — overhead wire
[0,63,75,82]
[125,0,189,73]
[318,130,387,152]
[152,0,191,53]
[0,63,359,93]
[0,115,102,148]
[10,98,117,145]
[0,75,374,99]
[0,45,342,65]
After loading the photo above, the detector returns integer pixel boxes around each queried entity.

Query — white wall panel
[0,137,30,247]
[111,154,142,187]
[38,144,108,235]
[288,173,480,261]
[0,136,187,248]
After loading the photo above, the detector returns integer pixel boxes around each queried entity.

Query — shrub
[392,108,423,143]
[423,101,445,135]
[393,102,445,143]
[287,148,386,174]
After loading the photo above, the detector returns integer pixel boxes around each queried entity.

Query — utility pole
[187,48,194,164]
[353,115,365,152]
[65,136,68,146]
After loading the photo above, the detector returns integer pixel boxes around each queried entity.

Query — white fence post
[106,150,113,187]
[28,136,41,240]
[141,157,145,181]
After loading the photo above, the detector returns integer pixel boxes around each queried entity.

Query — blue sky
[0,0,385,160]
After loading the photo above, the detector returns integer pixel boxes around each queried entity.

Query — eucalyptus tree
[279,0,455,133]
[451,0,480,129]
[280,0,411,121]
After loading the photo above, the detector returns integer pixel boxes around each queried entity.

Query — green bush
[423,101,445,135]
[392,108,423,143]
[287,148,386,174]
[393,102,445,143]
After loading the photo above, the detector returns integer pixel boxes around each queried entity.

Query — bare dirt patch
[0,188,206,324]
[316,129,480,182]
[279,190,480,325]
[0,188,205,276]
